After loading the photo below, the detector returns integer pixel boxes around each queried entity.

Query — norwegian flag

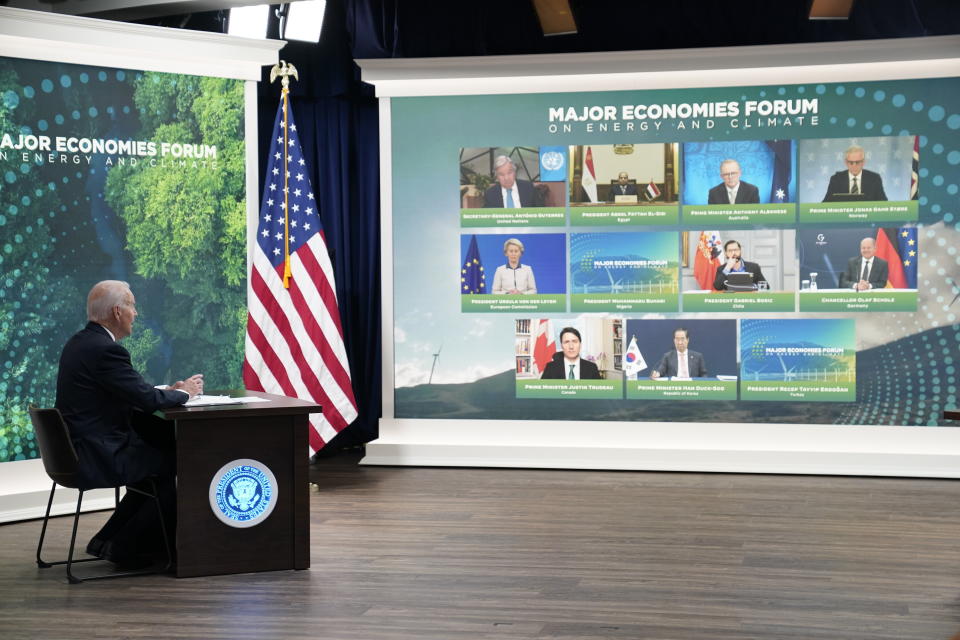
[243,96,358,453]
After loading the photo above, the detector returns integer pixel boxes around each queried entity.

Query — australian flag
[461,234,485,294]
[766,139,792,203]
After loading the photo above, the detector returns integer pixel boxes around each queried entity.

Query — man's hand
[173,373,204,398]
[650,370,661,379]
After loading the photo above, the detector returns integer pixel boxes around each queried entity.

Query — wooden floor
[2,460,960,639]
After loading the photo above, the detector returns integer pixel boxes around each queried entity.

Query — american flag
[243,96,358,453]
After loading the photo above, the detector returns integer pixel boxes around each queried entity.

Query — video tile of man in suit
[650,327,707,379]
[483,155,542,208]
[55,280,203,568]
[822,145,887,202]
[540,326,602,380]
[707,159,760,205]
[610,171,638,200]
[713,239,768,291]
[838,237,889,291]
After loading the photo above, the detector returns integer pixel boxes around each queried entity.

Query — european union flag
[766,140,792,202]
[461,234,485,294]
[898,227,918,288]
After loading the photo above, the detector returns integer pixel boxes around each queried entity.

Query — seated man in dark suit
[55,280,203,567]
[713,239,768,291]
[651,327,707,379]
[707,159,760,205]
[540,327,601,380]
[838,237,889,290]
[823,145,887,202]
[609,171,638,200]
[483,155,543,208]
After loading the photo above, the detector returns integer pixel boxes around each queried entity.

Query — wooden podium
[158,391,321,578]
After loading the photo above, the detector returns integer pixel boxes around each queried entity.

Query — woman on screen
[492,238,537,295]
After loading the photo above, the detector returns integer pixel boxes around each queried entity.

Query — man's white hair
[493,155,516,172]
[87,280,131,322]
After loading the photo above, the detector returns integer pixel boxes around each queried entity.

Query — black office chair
[29,406,172,583]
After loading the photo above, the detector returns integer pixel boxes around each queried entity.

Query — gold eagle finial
[269,60,299,90]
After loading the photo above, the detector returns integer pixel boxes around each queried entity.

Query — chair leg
[149,478,174,572]
[37,482,170,583]
[36,481,57,568]
[65,489,85,584]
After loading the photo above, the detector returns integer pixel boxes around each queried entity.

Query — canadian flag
[581,146,598,203]
[532,319,556,376]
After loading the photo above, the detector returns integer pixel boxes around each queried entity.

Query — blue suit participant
[651,327,707,379]
[55,280,203,567]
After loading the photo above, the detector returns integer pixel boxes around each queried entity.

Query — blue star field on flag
[257,105,320,270]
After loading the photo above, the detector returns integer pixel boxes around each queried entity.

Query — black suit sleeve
[749,262,767,285]
[838,257,858,288]
[713,265,728,291]
[580,360,601,380]
[868,257,889,289]
[97,342,188,412]
[707,184,724,205]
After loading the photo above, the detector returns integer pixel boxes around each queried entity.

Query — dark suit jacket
[540,356,602,380]
[483,179,541,208]
[610,182,638,199]
[839,255,889,289]
[55,322,188,489]
[653,350,707,378]
[822,169,887,202]
[713,260,767,291]
[707,181,760,205]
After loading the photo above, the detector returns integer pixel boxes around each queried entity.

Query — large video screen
[0,56,247,463]
[391,76,959,429]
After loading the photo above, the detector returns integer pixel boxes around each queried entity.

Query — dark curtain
[341,0,956,59]
[257,1,380,450]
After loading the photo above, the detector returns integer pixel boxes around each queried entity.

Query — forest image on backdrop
[0,57,246,462]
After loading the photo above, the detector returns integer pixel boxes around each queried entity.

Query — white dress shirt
[726,184,739,204]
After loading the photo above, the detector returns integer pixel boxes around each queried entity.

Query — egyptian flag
[645,180,661,201]
[874,228,908,289]
[581,146,598,203]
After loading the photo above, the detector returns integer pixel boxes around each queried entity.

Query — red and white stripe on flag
[244,99,358,454]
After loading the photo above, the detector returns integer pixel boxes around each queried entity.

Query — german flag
[874,227,918,289]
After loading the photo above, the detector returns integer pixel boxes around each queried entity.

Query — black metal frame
[36,480,173,584]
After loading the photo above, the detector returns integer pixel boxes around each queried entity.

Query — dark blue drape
[257,1,381,450]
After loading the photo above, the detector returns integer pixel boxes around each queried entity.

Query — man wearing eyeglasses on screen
[707,159,760,205]
[823,145,887,202]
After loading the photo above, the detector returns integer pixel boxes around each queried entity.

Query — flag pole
[269,60,299,289]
